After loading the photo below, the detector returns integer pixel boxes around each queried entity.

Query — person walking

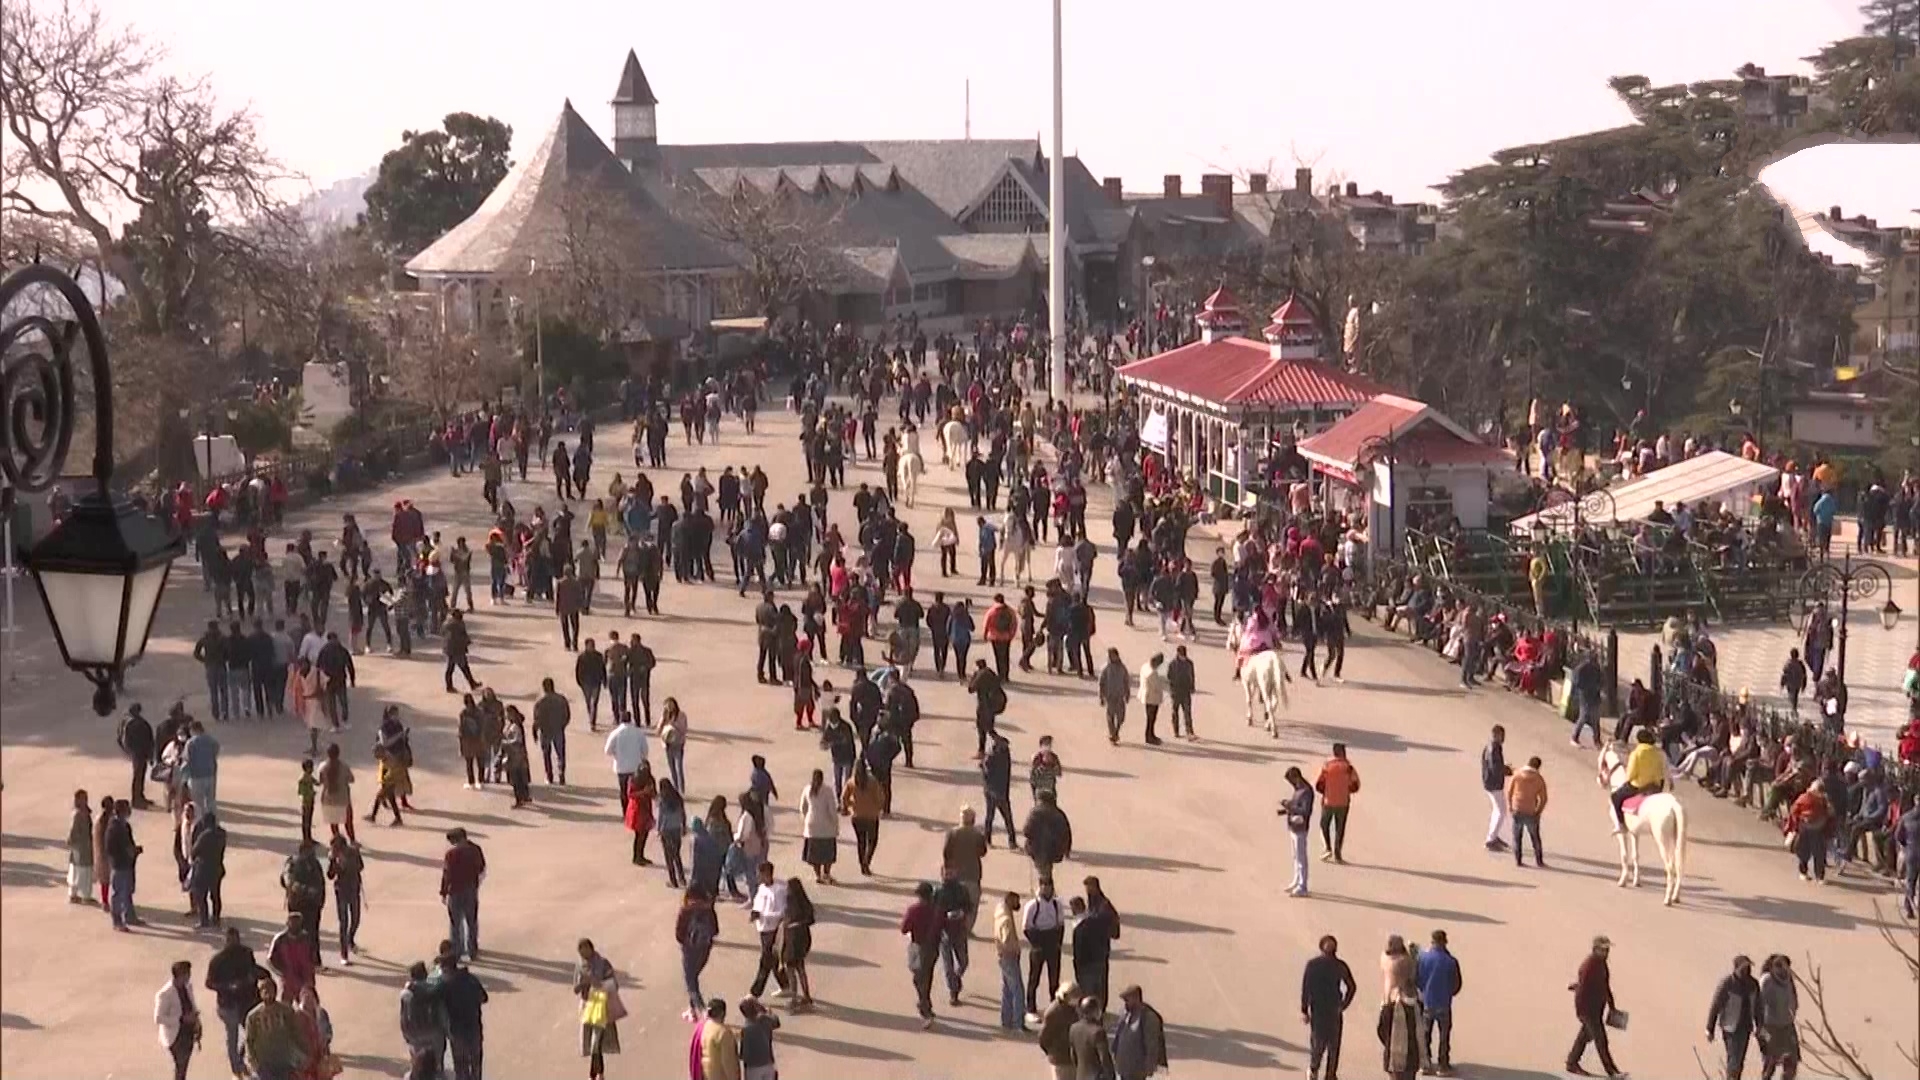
[748,862,793,1000]
[1566,936,1622,1078]
[437,949,490,1080]
[1301,934,1356,1080]
[676,888,720,1021]
[206,928,265,1078]
[1313,743,1359,863]
[154,959,203,1080]
[842,760,885,874]
[1109,985,1168,1080]
[104,798,143,930]
[1756,955,1798,1080]
[1166,645,1197,740]
[1136,652,1168,745]
[624,763,658,866]
[1379,945,1422,1080]
[400,959,449,1080]
[441,828,486,961]
[694,998,740,1080]
[573,940,623,1080]
[1098,648,1130,745]
[739,995,782,1080]
[1506,755,1550,867]
[604,713,649,818]
[443,610,480,694]
[118,704,156,808]
[799,769,840,885]
[1415,929,1463,1075]
[534,679,572,786]
[993,889,1028,1031]
[1481,725,1512,853]
[1023,789,1073,883]
[900,881,944,1029]
[576,638,608,732]
[1705,955,1761,1080]
[188,810,228,929]
[326,836,364,965]
[1281,767,1315,897]
[243,976,311,1080]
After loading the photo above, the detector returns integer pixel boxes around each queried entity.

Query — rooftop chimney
[1163,174,1182,198]
[1345,181,1359,198]
[1103,176,1123,201]
[1200,173,1233,215]
[1294,167,1312,194]
[1248,173,1268,194]
[1829,205,1843,220]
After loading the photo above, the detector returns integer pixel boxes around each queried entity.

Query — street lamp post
[1797,554,1899,685]
[1,264,185,714]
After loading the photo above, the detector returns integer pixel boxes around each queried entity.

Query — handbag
[580,989,609,1028]
[602,979,629,1023]
[906,939,925,972]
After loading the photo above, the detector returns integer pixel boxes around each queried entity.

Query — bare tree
[1791,905,1920,1080]
[387,325,516,420]
[523,180,658,340]
[681,178,845,319]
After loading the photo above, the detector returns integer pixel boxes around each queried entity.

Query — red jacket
[1573,954,1611,1019]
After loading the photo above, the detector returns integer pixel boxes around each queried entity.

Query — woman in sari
[291,659,323,755]
[574,939,622,1080]
[500,708,533,807]
[1377,939,1422,1080]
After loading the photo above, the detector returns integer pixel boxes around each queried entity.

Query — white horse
[939,419,969,468]
[897,451,923,508]
[1240,649,1290,738]
[1597,743,1689,905]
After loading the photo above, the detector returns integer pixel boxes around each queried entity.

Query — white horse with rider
[896,450,924,508]
[1227,611,1288,738]
[1597,730,1689,905]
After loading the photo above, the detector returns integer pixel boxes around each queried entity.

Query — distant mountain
[298,168,376,231]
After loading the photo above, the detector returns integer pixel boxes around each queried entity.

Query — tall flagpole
[1048,0,1068,403]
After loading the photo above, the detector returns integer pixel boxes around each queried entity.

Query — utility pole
[1047,0,1068,403]
[530,258,546,404]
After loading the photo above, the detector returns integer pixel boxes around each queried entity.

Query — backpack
[985,682,1008,716]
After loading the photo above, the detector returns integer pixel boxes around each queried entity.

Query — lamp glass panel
[36,569,131,666]
[121,563,171,662]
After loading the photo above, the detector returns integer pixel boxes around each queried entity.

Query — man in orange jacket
[1313,743,1360,863]
[982,593,1019,681]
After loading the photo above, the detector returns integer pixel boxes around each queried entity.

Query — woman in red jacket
[624,764,656,867]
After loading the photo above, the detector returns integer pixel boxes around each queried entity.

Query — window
[970,172,1041,229]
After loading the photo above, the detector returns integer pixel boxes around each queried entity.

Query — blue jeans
[941,933,969,995]
[1571,698,1601,746]
[218,1004,247,1075]
[1289,829,1309,893]
[446,889,479,957]
[666,744,686,794]
[109,865,135,925]
[682,945,709,1012]
[998,953,1025,1029]
[186,775,216,818]
[226,668,251,716]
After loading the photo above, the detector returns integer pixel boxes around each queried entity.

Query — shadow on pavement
[1312,891,1505,925]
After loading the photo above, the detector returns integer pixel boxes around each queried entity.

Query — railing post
[1605,628,1620,716]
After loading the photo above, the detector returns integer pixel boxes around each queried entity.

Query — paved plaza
[2,406,1914,1079]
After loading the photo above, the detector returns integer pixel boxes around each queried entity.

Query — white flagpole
[1048,0,1068,404]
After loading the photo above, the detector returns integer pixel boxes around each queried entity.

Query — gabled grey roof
[937,234,1042,279]
[405,102,730,277]
[612,51,657,106]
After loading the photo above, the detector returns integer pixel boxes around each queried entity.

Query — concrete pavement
[1,405,1913,1079]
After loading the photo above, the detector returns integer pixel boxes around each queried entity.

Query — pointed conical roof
[405,101,727,276]
[612,50,658,106]
[1263,294,1319,340]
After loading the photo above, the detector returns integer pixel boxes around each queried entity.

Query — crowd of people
[41,321,1914,1080]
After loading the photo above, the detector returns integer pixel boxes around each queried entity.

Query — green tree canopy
[360,112,512,258]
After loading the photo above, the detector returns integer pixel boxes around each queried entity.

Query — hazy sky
[99,0,1907,220]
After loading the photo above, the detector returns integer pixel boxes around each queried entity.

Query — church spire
[612,50,657,107]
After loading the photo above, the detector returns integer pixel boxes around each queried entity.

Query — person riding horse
[1610,728,1669,831]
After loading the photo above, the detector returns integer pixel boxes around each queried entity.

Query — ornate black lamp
[2,264,184,713]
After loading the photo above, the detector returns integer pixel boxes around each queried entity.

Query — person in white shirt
[748,863,792,999]
[1137,653,1169,746]
[1020,878,1066,1020]
[298,627,327,666]
[798,769,840,885]
[153,959,201,1080]
[603,717,649,817]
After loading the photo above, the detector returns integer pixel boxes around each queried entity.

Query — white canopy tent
[1509,450,1780,534]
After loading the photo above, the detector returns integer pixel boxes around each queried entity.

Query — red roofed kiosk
[1116,290,1382,506]
[1297,394,1511,562]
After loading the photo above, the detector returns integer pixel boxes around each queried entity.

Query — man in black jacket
[117,704,155,808]
[885,679,921,768]
[1166,646,1197,740]
[1482,725,1511,852]
[628,634,657,726]
[315,632,356,729]
[193,621,229,721]
[753,591,780,683]
[1705,955,1761,1080]
[205,928,265,1078]
[443,611,479,694]
[1301,934,1357,1080]
[979,731,1017,849]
